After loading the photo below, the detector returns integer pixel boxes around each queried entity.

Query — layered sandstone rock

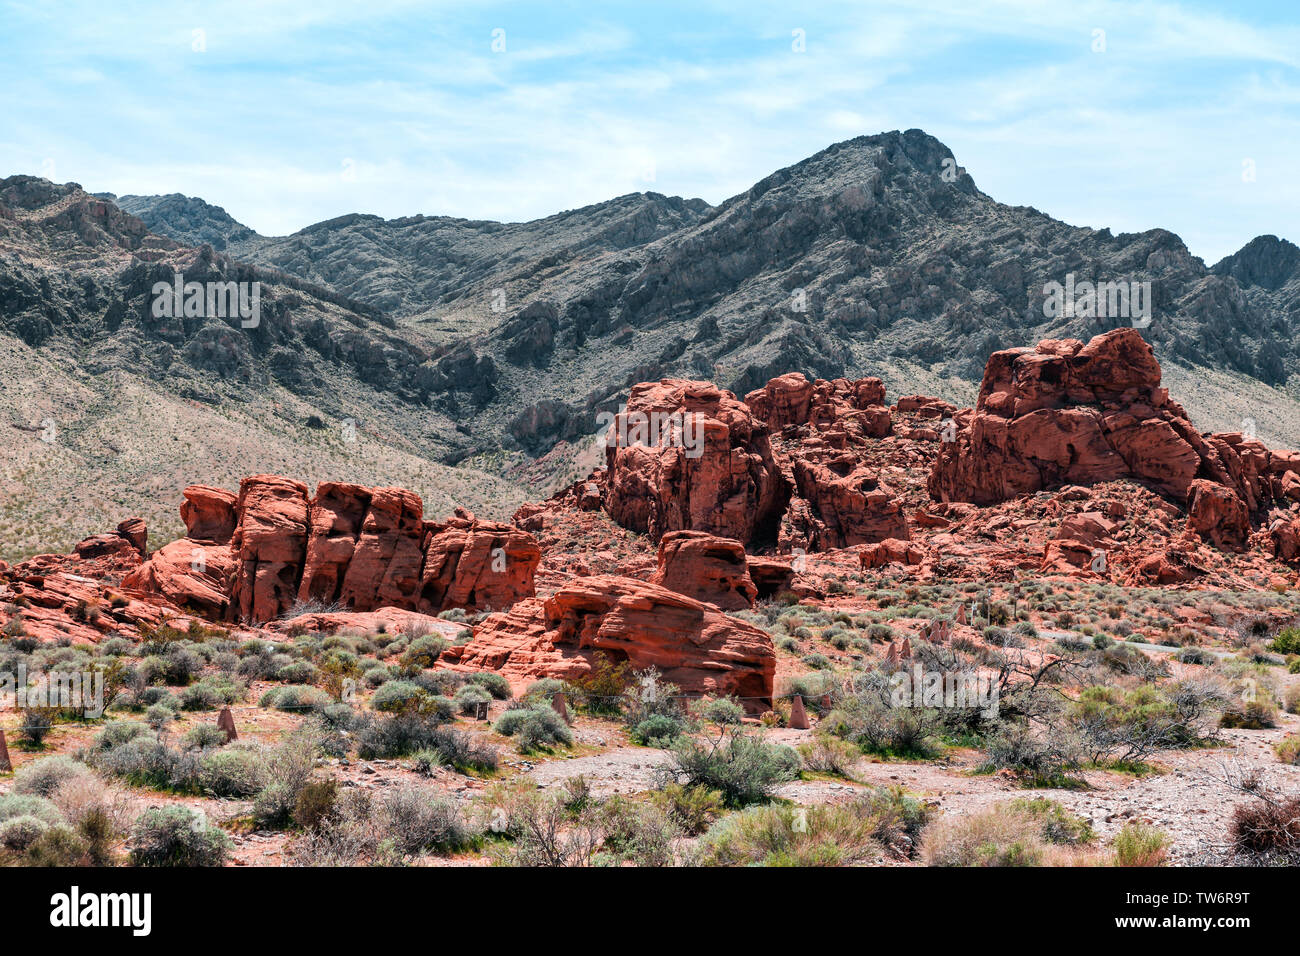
[651,530,757,610]
[603,379,784,543]
[744,372,889,435]
[420,510,543,613]
[230,475,310,623]
[128,477,541,624]
[441,575,775,711]
[929,329,1298,552]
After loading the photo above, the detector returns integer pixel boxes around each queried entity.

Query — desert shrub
[377,785,477,855]
[399,635,449,671]
[371,679,424,713]
[292,779,339,831]
[1219,697,1278,729]
[631,714,686,748]
[0,815,50,852]
[362,665,392,688]
[921,805,1050,867]
[522,678,568,703]
[662,733,800,807]
[353,705,455,760]
[499,707,572,753]
[275,660,319,684]
[466,671,511,700]
[693,697,745,729]
[92,720,149,751]
[797,734,861,778]
[17,706,58,747]
[198,745,267,797]
[1269,627,1300,655]
[696,787,928,866]
[130,806,231,866]
[1176,647,1209,665]
[424,726,498,772]
[453,683,493,715]
[1230,795,1300,859]
[1276,735,1300,766]
[592,795,679,867]
[182,724,229,750]
[649,783,724,836]
[179,675,246,711]
[258,684,332,713]
[1283,686,1300,715]
[1072,682,1223,763]
[13,755,94,797]
[1007,798,1094,845]
[568,652,632,716]
[1112,820,1170,866]
[978,721,1084,786]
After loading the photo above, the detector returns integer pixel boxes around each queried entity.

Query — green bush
[130,806,231,866]
[664,733,800,807]
[0,815,50,852]
[198,746,267,797]
[182,724,230,750]
[371,679,424,713]
[631,714,685,748]
[13,756,94,798]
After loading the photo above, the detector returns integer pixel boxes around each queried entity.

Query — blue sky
[2,0,1297,263]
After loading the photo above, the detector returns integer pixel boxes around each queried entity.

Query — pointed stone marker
[900,637,913,660]
[955,603,967,625]
[217,706,238,743]
[885,641,899,666]
[789,694,810,730]
[0,728,10,772]
[552,692,570,724]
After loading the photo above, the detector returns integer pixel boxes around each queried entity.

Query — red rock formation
[858,537,925,569]
[230,475,310,624]
[787,455,910,549]
[603,379,784,543]
[651,530,757,610]
[272,606,468,640]
[1186,479,1249,551]
[128,477,541,625]
[746,556,795,599]
[441,575,775,712]
[744,372,889,434]
[420,509,542,614]
[929,329,1298,553]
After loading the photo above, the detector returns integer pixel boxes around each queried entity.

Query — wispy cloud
[0,0,1296,261]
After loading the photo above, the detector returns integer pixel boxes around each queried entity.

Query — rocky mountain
[6,129,1300,559]
[119,130,1300,461]
[0,176,526,559]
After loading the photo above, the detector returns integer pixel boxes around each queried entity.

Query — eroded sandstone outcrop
[602,379,785,543]
[651,530,757,610]
[127,477,541,624]
[929,329,1299,553]
[441,575,775,711]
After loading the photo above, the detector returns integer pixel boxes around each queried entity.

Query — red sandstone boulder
[651,530,757,610]
[603,379,784,543]
[116,518,148,556]
[931,330,1207,505]
[230,475,310,624]
[1186,479,1250,551]
[272,606,467,640]
[420,509,542,614]
[746,556,795,599]
[858,538,925,569]
[441,575,774,712]
[786,455,909,549]
[1270,513,1300,563]
[179,486,238,543]
[744,372,889,432]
